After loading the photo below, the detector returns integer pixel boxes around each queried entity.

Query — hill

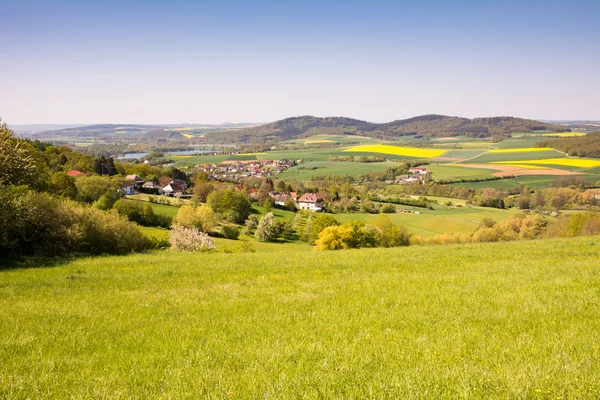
[537,131,600,158]
[2,236,599,398]
[213,114,570,143]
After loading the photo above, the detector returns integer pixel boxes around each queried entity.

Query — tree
[173,204,218,233]
[255,212,275,242]
[305,214,339,244]
[193,181,214,203]
[94,155,117,176]
[372,215,411,247]
[207,189,251,223]
[0,122,44,187]
[50,172,77,199]
[76,176,122,203]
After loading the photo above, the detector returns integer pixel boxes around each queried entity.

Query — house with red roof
[297,193,323,212]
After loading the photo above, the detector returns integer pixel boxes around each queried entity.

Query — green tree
[255,212,275,242]
[0,122,44,187]
[207,189,251,223]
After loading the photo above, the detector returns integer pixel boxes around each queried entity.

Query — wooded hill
[214,114,570,143]
[537,131,600,158]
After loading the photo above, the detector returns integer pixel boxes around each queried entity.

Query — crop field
[494,158,600,169]
[425,164,495,179]
[465,150,565,163]
[543,132,586,137]
[449,174,597,189]
[343,144,448,158]
[487,147,555,153]
[2,237,600,398]
[277,161,403,180]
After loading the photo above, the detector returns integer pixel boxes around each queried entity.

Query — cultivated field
[2,237,600,398]
[343,144,448,158]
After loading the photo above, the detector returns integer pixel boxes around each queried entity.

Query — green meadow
[2,237,600,398]
[277,161,403,180]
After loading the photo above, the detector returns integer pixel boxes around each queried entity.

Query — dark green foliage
[113,199,172,228]
[94,155,117,176]
[222,225,240,240]
[207,189,251,223]
[209,115,570,143]
[537,132,600,158]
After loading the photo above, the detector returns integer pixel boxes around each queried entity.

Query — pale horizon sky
[1,0,599,125]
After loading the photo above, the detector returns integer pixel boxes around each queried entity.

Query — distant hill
[216,115,570,143]
[144,128,185,140]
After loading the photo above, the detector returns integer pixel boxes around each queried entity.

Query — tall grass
[1,237,600,398]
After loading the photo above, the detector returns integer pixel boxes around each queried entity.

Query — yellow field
[489,163,549,170]
[343,144,448,158]
[543,133,586,137]
[182,133,194,138]
[305,140,335,144]
[494,158,600,168]
[487,147,554,153]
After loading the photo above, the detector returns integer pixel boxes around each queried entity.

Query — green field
[277,161,402,180]
[426,164,495,179]
[449,174,599,190]
[170,154,229,167]
[2,237,600,398]
[465,150,565,163]
[336,204,519,237]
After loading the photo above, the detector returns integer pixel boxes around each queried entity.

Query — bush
[169,226,215,252]
[380,203,396,214]
[222,225,240,240]
[0,188,151,256]
[207,189,251,223]
[173,204,218,233]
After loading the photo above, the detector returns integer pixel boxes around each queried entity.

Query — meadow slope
[1,237,600,398]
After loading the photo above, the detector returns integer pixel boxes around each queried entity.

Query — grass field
[336,204,518,237]
[449,174,597,189]
[170,154,229,167]
[277,161,402,180]
[2,237,600,398]
[426,164,495,179]
[344,144,448,158]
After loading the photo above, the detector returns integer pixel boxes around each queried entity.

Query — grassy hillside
[2,237,600,398]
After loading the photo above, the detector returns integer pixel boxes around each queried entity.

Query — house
[141,181,162,194]
[66,170,85,177]
[296,193,323,212]
[169,179,188,190]
[161,183,183,196]
[121,181,135,195]
[408,167,429,175]
[125,174,145,185]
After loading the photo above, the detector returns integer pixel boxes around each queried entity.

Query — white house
[161,183,183,196]
[296,193,323,212]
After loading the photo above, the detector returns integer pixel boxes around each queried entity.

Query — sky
[1,0,599,125]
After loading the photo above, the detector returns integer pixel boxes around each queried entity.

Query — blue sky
[1,0,599,124]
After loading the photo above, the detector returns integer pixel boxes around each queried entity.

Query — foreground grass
[1,237,600,398]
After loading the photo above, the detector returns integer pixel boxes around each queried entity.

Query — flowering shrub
[169,226,215,252]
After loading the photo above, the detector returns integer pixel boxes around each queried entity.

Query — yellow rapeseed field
[543,133,586,137]
[343,144,448,158]
[182,133,194,138]
[494,158,600,168]
[487,147,554,153]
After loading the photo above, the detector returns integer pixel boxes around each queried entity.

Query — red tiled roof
[297,193,322,203]
[66,170,85,177]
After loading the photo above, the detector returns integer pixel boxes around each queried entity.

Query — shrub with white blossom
[169,226,215,252]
